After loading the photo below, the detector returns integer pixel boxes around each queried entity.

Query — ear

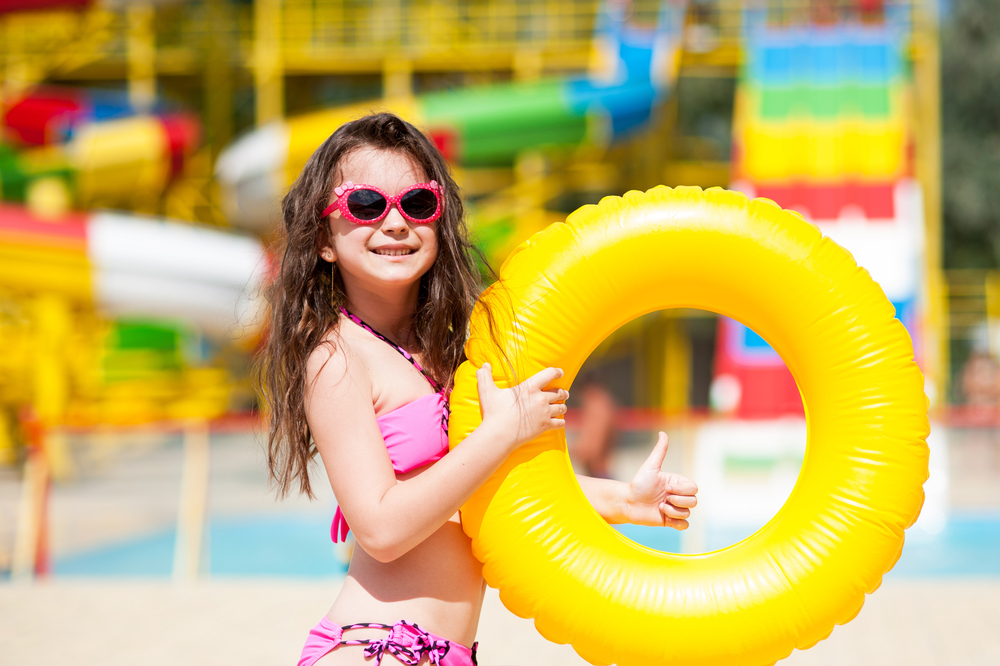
[319,244,337,263]
[317,224,337,263]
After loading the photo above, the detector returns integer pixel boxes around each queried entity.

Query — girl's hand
[477,363,568,451]
[624,432,698,529]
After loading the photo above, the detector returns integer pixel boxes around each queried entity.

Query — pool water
[53,512,1000,578]
[55,515,343,577]
[617,514,1000,577]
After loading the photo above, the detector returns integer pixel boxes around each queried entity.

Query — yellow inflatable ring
[448,186,929,666]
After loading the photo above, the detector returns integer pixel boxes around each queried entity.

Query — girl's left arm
[576,432,697,529]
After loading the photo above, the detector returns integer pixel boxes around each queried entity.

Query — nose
[380,205,409,234]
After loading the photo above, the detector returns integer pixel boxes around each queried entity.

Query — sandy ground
[1,577,999,666]
[1,426,998,665]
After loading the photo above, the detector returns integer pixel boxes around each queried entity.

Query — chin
[369,265,432,287]
[368,258,433,280]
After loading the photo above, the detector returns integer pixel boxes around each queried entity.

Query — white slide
[87,212,269,337]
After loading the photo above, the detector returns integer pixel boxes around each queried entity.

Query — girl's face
[319,146,439,297]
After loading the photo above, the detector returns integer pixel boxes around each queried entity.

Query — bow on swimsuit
[331,307,450,543]
[298,619,477,666]
[299,309,478,666]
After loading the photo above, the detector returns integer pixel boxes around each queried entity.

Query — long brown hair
[258,112,486,499]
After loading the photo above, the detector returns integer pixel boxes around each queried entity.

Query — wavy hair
[258,112,488,499]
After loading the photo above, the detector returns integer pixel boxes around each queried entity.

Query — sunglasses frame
[321,180,444,225]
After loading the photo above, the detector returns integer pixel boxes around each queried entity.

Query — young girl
[259,112,698,666]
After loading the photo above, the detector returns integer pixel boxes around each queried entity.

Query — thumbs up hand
[623,432,698,530]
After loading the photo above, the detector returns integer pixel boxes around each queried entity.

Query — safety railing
[0,0,930,85]
[947,270,1000,347]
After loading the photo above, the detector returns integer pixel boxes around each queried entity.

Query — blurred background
[0,0,997,664]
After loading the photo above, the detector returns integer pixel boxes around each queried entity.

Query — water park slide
[1,87,200,209]
[215,0,689,236]
[0,204,266,336]
[0,203,267,428]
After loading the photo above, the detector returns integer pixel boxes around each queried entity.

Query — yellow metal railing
[284,0,595,50]
[945,269,1000,404]
[0,0,931,83]
[278,0,625,71]
[0,0,641,81]
[947,270,1000,346]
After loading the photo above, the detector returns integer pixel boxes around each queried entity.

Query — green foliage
[674,76,735,161]
[942,0,1000,268]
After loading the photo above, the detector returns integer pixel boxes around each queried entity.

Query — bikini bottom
[298,617,478,666]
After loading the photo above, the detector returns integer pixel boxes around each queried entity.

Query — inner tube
[448,186,928,666]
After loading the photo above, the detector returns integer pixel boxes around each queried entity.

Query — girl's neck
[343,284,419,346]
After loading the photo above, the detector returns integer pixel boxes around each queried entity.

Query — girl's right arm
[306,345,566,563]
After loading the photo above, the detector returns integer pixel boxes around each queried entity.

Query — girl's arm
[307,346,566,563]
[575,432,698,529]
[575,474,629,523]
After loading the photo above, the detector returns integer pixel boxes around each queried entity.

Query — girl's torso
[323,317,486,652]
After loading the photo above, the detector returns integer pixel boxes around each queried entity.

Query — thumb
[639,431,669,472]
[476,362,498,396]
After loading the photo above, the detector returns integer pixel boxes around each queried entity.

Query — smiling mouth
[372,248,416,256]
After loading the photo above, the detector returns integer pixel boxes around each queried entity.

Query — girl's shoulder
[305,323,373,391]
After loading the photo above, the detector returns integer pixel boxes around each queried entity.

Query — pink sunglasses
[321,180,443,224]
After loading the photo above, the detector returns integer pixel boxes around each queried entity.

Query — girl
[259,112,698,666]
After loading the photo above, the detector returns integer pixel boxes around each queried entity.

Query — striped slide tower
[717,13,926,419]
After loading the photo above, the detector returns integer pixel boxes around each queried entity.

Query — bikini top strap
[340,307,442,393]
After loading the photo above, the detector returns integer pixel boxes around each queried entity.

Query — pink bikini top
[331,308,450,543]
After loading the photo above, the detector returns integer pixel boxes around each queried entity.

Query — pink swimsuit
[330,309,451,544]
[300,308,478,666]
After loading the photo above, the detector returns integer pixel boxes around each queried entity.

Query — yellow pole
[10,447,48,582]
[662,316,691,415]
[383,59,413,100]
[512,150,552,258]
[914,1,944,407]
[31,294,73,479]
[0,15,9,111]
[2,14,34,105]
[205,0,234,160]
[173,420,211,581]
[986,271,1000,357]
[11,413,50,582]
[254,0,285,125]
[126,2,157,112]
[679,416,704,554]
[513,49,544,82]
[0,408,14,466]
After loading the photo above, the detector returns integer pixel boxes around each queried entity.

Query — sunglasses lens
[400,188,438,220]
[347,189,387,221]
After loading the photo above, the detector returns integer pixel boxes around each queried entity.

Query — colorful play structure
[0,82,262,577]
[719,10,927,418]
[210,0,953,419]
[0,80,261,446]
[215,0,689,253]
[0,201,265,575]
[0,0,974,590]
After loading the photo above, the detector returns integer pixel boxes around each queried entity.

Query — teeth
[373,249,414,256]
